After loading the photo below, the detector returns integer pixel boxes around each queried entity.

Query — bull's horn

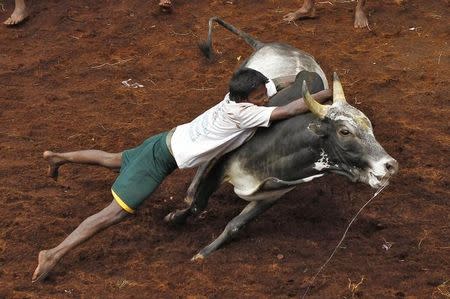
[302,81,328,119]
[333,72,347,104]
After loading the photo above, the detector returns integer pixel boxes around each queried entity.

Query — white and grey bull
[166,18,398,260]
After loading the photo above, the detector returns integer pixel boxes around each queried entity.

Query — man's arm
[270,89,332,121]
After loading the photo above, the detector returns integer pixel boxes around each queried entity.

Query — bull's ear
[308,121,326,137]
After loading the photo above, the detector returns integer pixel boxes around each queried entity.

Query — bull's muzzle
[384,157,399,177]
[366,156,399,188]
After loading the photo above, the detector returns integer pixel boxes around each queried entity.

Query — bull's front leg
[164,158,222,225]
[192,198,278,260]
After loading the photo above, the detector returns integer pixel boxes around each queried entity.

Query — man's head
[229,68,269,105]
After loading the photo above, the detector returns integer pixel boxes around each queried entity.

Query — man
[283,0,369,29]
[32,68,327,282]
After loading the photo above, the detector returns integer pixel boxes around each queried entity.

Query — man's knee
[102,200,129,224]
[104,152,122,167]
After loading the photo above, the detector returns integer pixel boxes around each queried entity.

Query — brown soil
[0,0,449,298]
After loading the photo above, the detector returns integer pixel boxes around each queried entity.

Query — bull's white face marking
[314,149,331,171]
[334,115,358,129]
[328,107,375,136]
[334,115,375,137]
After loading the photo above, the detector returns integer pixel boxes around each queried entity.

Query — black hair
[229,68,269,103]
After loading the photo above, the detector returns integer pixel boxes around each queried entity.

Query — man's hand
[270,89,332,121]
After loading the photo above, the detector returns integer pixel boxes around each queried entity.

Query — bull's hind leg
[192,198,277,260]
[164,159,222,225]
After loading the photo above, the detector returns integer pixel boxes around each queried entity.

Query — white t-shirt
[171,80,277,169]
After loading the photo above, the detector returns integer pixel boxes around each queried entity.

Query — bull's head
[302,73,398,189]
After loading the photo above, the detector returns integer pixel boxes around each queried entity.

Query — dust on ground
[0,0,449,297]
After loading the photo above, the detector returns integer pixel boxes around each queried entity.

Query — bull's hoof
[191,253,205,261]
[163,209,189,226]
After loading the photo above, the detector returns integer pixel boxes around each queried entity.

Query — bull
[165,18,399,260]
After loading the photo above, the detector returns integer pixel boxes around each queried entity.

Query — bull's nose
[385,158,399,175]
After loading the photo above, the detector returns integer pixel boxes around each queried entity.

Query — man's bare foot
[283,7,316,22]
[159,0,173,13]
[354,9,369,28]
[3,5,28,26]
[43,151,64,179]
[32,250,59,283]
[191,253,204,261]
[283,4,316,23]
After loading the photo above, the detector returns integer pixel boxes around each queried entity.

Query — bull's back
[243,43,329,90]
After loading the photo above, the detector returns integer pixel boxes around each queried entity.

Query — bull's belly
[225,160,324,202]
[235,187,296,201]
[224,161,262,200]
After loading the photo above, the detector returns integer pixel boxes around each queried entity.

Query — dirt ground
[0,0,449,298]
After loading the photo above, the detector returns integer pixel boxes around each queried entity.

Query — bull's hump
[246,47,306,75]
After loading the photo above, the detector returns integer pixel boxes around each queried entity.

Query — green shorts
[111,131,177,213]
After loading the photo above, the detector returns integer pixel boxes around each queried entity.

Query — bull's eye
[339,129,351,136]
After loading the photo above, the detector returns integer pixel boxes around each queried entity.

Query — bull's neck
[286,137,329,178]
[254,127,327,181]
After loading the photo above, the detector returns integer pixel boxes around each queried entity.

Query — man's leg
[43,150,122,179]
[32,200,129,282]
[283,0,316,23]
[354,0,368,28]
[3,0,28,26]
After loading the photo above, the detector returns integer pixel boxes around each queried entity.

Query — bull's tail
[199,17,264,60]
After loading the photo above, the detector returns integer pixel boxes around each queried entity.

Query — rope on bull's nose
[301,179,390,298]
[375,176,390,197]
